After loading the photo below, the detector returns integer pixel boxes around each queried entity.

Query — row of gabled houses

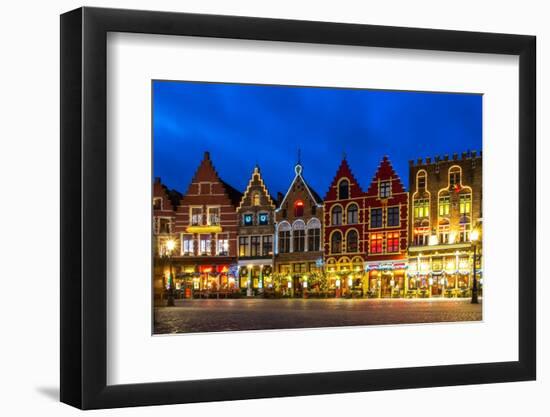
[154,150,482,298]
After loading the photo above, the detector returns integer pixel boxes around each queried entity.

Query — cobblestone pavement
[154,298,482,334]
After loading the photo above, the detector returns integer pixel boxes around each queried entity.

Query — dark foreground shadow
[36,386,59,401]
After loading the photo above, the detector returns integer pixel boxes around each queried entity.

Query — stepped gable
[238,165,275,210]
[324,158,364,200]
[365,155,406,197]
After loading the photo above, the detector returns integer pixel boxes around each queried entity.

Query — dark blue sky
[153,81,482,197]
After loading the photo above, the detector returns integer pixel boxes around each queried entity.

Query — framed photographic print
[60,6,536,410]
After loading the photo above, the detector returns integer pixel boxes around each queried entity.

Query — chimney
[452,153,458,161]
[204,151,211,160]
[461,152,467,160]
[417,158,423,165]
[471,150,477,158]
[277,192,284,204]
[444,154,449,161]
[426,157,431,164]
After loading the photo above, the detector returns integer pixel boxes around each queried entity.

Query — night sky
[153,81,482,198]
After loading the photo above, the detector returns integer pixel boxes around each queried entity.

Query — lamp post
[164,239,176,307]
[470,229,480,304]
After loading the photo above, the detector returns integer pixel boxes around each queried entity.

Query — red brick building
[172,151,242,292]
[364,156,409,297]
[323,158,366,294]
[152,178,180,299]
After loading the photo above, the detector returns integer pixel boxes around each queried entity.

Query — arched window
[417,171,427,190]
[331,231,343,254]
[346,203,358,224]
[252,192,261,206]
[294,200,304,217]
[449,166,461,189]
[338,179,350,199]
[278,222,291,253]
[306,218,321,252]
[292,220,305,252]
[331,206,342,225]
[346,230,358,252]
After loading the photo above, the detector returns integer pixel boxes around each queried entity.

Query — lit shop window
[294,200,304,217]
[370,208,383,228]
[439,196,450,216]
[338,179,350,200]
[208,207,220,225]
[386,232,400,252]
[199,234,212,256]
[258,212,269,225]
[191,207,202,226]
[413,199,429,219]
[243,213,254,226]
[370,233,383,254]
[347,204,358,224]
[387,206,400,227]
[331,206,343,225]
[346,230,358,253]
[379,181,391,198]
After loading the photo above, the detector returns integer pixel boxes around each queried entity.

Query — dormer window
[294,200,304,217]
[338,179,349,200]
[258,212,269,225]
[379,181,391,198]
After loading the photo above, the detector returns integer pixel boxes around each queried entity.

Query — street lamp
[470,229,480,304]
[164,239,176,307]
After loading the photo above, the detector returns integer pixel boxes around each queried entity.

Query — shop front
[365,262,407,298]
[237,259,273,296]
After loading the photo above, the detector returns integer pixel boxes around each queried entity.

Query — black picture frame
[60,6,536,410]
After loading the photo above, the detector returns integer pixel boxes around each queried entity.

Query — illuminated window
[414,227,429,246]
[293,263,307,273]
[449,167,461,188]
[153,197,162,210]
[294,200,304,217]
[346,230,358,252]
[370,208,382,228]
[243,213,254,226]
[338,179,349,199]
[252,192,261,206]
[387,231,400,252]
[413,199,429,219]
[208,207,220,225]
[258,212,269,225]
[439,196,450,216]
[217,234,229,256]
[370,233,383,254]
[459,194,472,214]
[379,181,391,198]
[387,206,399,226]
[438,222,450,244]
[331,206,343,225]
[199,234,212,255]
[347,204,358,224]
[250,236,261,256]
[239,236,249,257]
[191,207,202,225]
[182,234,194,256]
[331,231,343,254]
[262,235,273,256]
[459,220,471,242]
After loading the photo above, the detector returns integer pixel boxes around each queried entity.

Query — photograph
[152,80,483,334]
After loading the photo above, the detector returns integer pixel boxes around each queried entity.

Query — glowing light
[165,239,176,253]
[471,229,480,242]
[428,235,439,246]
